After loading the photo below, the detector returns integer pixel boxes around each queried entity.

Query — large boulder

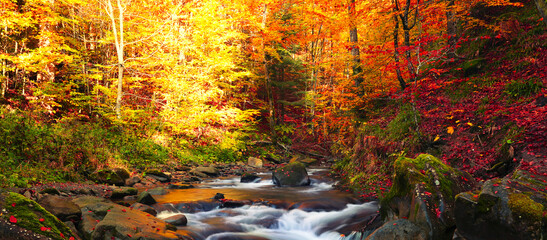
[379,154,475,240]
[240,173,261,183]
[366,219,427,240]
[136,191,157,205]
[0,191,77,240]
[72,196,189,240]
[162,214,188,226]
[193,166,220,177]
[247,157,263,168]
[145,169,171,183]
[110,186,138,199]
[454,170,546,240]
[37,194,82,222]
[92,168,131,186]
[272,162,310,187]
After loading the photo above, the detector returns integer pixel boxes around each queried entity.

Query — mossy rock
[380,154,475,240]
[0,191,76,240]
[455,173,546,240]
[272,162,310,187]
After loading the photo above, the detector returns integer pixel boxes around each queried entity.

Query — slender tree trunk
[446,0,457,59]
[262,4,276,140]
[393,13,407,90]
[397,0,419,82]
[1,60,6,98]
[106,0,125,119]
[403,27,415,81]
[348,0,363,90]
[534,0,547,27]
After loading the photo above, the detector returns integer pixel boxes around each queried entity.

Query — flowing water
[153,168,379,240]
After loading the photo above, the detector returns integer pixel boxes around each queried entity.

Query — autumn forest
[1,0,547,214]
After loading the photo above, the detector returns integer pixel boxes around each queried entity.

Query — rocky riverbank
[0,156,325,239]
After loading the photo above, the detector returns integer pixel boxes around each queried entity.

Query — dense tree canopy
[0,0,545,188]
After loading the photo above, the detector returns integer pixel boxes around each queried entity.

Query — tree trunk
[396,0,419,82]
[446,0,457,59]
[348,0,363,90]
[534,0,547,27]
[1,60,6,98]
[393,13,407,90]
[262,4,277,140]
[106,0,125,119]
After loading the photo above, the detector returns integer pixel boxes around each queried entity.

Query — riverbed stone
[240,173,261,183]
[73,196,189,240]
[130,202,157,216]
[110,186,138,199]
[37,194,82,223]
[147,187,168,195]
[194,166,220,177]
[163,214,188,226]
[366,219,427,240]
[124,176,141,186]
[145,169,171,183]
[272,162,310,187]
[380,154,475,240]
[136,191,157,205]
[167,183,194,189]
[454,170,546,240]
[247,157,263,168]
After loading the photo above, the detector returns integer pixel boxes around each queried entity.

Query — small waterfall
[158,202,378,240]
[154,168,380,240]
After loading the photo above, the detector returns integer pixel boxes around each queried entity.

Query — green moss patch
[508,193,544,222]
[1,192,75,240]
[381,154,461,214]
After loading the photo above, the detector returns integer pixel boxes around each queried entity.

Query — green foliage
[118,138,168,169]
[387,104,421,141]
[504,79,543,99]
[177,145,244,164]
[0,107,174,186]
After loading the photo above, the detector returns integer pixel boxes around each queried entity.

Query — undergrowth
[0,108,248,187]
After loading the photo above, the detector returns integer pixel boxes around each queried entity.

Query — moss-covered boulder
[380,154,475,240]
[272,162,310,187]
[0,191,77,240]
[455,170,546,240]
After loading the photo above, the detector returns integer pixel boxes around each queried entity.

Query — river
[151,168,379,240]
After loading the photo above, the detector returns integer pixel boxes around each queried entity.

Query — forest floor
[332,1,547,200]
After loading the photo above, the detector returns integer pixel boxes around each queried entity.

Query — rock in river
[272,162,310,187]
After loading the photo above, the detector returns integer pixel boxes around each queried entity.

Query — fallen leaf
[447,126,455,135]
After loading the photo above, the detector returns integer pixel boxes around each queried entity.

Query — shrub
[504,79,543,99]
